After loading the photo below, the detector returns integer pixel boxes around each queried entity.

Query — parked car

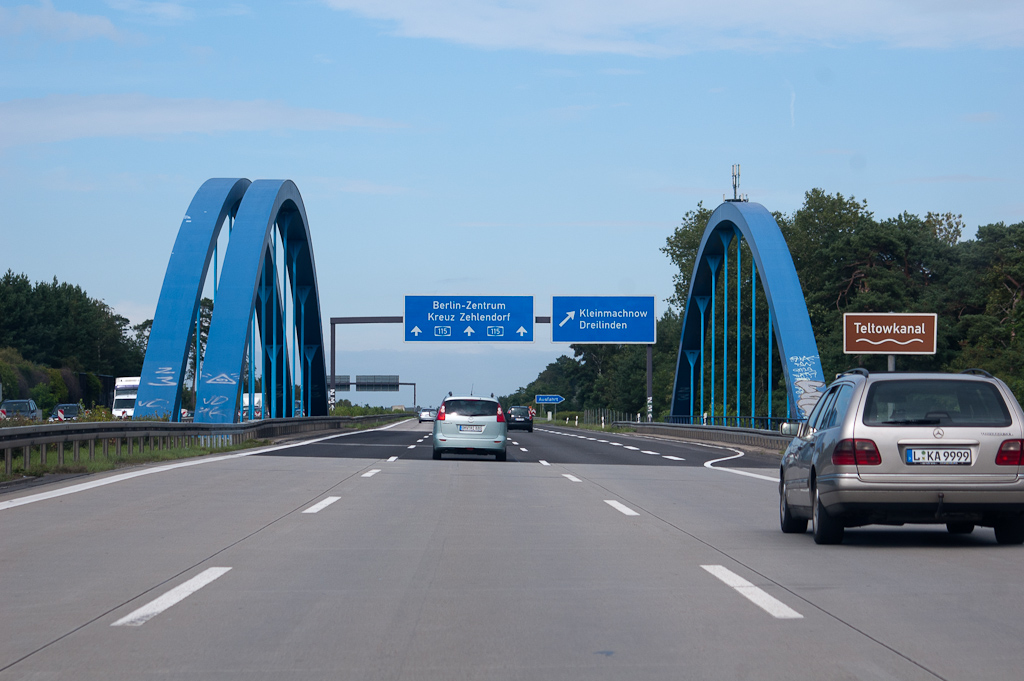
[419,408,436,423]
[432,394,507,461]
[506,405,533,432]
[0,398,43,421]
[48,403,81,421]
[779,368,1024,545]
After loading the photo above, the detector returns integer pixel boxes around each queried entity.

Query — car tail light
[833,439,881,466]
[436,404,446,421]
[496,405,505,423]
[996,440,1023,466]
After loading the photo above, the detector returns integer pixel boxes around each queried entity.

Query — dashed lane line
[701,565,803,620]
[604,500,640,516]
[111,568,232,627]
[302,497,341,514]
[562,474,582,483]
[361,469,381,478]
[387,456,398,462]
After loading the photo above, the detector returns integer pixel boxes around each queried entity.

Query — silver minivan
[432,395,508,461]
[780,369,1024,544]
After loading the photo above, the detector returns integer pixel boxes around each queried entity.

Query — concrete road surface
[1,420,1021,680]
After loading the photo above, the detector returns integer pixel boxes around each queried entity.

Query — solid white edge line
[302,496,341,514]
[362,469,381,478]
[562,474,581,482]
[701,565,803,619]
[604,500,640,516]
[0,421,414,512]
[703,452,778,482]
[111,567,231,627]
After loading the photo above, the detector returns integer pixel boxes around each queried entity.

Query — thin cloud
[0,94,400,148]
[320,0,1024,54]
[106,0,195,24]
[0,0,121,41]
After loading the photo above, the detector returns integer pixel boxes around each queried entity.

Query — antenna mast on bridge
[725,164,748,202]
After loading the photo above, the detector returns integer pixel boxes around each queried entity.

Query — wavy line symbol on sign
[858,338,924,346]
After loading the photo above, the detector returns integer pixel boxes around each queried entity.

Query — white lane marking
[642,450,660,455]
[701,565,803,619]
[624,446,639,451]
[604,500,640,516]
[111,567,231,627]
[587,437,597,441]
[407,445,416,449]
[362,469,381,478]
[0,421,413,512]
[562,474,582,482]
[387,456,398,462]
[539,460,550,466]
[663,455,685,461]
[303,496,341,514]
[512,441,519,446]
[704,452,777,482]
[520,447,528,452]
[609,442,622,447]
[597,440,608,443]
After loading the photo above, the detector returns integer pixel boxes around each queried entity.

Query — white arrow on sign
[516,326,528,336]
[559,310,575,327]
[464,326,476,336]
[411,326,422,336]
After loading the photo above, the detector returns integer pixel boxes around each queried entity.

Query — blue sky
[1,1,1022,407]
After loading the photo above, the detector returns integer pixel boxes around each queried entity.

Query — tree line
[502,189,1024,418]
[0,270,146,412]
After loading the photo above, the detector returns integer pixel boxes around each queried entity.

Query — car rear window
[863,380,1012,427]
[444,400,499,417]
[509,407,530,417]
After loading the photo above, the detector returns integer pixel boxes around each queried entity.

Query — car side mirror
[780,422,802,437]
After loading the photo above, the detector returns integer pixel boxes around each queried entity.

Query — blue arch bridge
[134,178,328,424]
[669,200,827,427]
[133,180,825,427]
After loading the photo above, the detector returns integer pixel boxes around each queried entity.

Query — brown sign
[843,313,937,355]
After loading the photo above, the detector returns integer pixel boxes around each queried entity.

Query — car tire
[946,522,975,535]
[432,449,442,460]
[994,517,1024,545]
[812,483,844,545]
[779,480,808,534]
[496,448,507,462]
[528,427,533,433]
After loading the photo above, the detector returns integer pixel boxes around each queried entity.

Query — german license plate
[459,425,483,432]
[905,449,972,465]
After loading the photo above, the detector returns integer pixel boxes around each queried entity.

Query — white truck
[113,376,140,419]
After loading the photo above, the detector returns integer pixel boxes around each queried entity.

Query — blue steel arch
[135,178,251,420]
[670,201,826,421]
[194,180,328,423]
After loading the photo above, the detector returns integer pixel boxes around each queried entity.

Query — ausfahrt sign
[843,313,937,355]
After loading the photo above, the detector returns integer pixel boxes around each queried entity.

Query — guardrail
[1,413,412,476]
[615,421,793,453]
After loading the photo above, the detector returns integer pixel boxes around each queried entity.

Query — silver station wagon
[432,394,508,461]
[779,369,1024,544]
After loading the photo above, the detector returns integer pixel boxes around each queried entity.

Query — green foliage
[330,399,391,417]
[506,189,1024,416]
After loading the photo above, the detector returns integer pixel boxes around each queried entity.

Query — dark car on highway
[506,405,533,432]
[0,398,43,421]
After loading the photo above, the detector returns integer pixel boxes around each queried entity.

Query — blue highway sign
[552,296,656,344]
[535,394,565,404]
[405,295,534,342]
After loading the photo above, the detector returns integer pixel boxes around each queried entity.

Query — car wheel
[994,517,1024,545]
[496,448,507,462]
[432,449,441,460]
[779,480,807,534]
[946,522,975,535]
[528,427,533,432]
[811,483,844,545]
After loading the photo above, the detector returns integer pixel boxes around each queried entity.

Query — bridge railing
[1,413,411,476]
[615,420,796,453]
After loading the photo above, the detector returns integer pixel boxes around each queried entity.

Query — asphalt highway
[1,419,1022,680]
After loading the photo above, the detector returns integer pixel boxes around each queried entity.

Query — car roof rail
[960,368,994,378]
[836,367,870,378]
